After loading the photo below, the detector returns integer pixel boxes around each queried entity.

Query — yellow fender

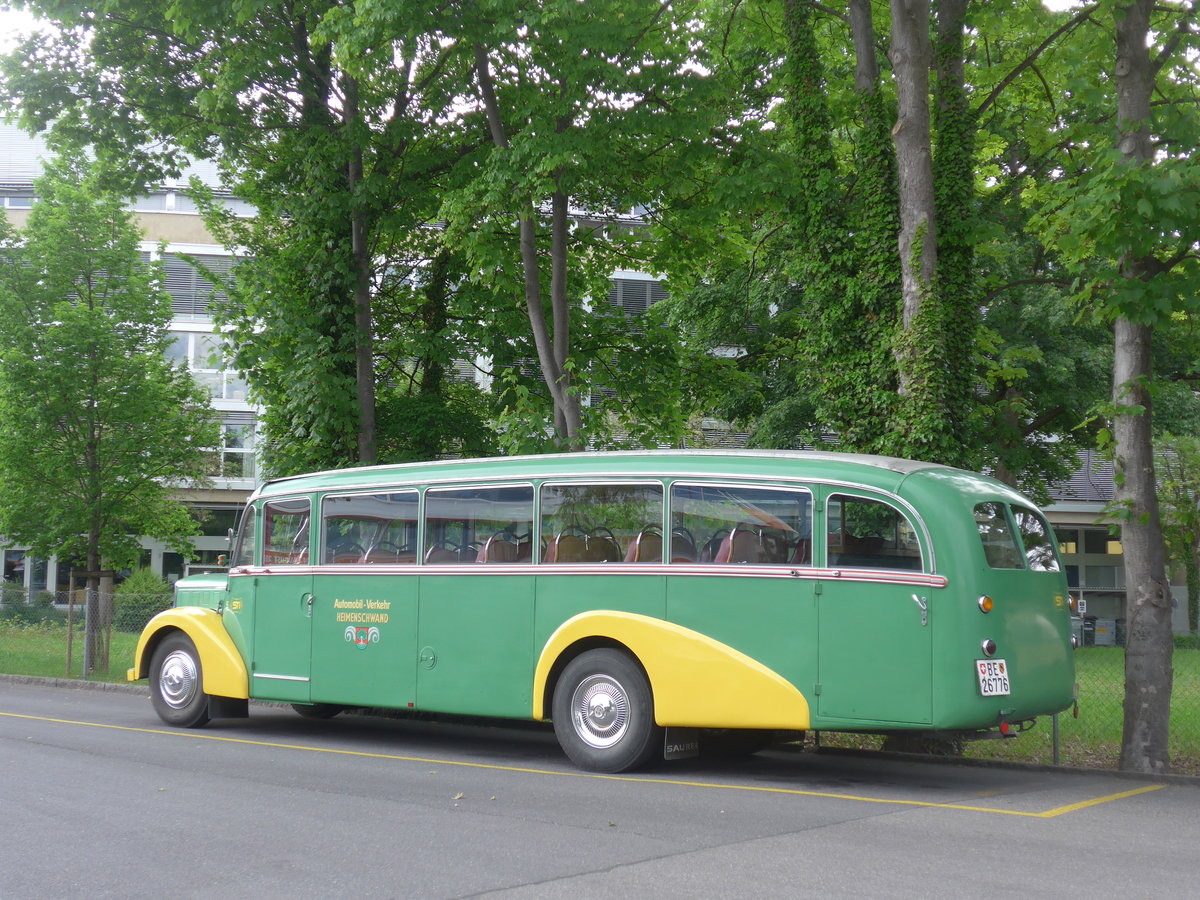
[127,607,249,700]
[533,611,810,730]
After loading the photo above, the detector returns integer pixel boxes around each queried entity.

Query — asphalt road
[1,678,1196,899]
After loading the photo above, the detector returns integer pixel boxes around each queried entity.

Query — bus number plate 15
[975,659,1011,696]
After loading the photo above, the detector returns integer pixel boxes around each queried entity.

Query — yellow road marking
[0,711,1164,817]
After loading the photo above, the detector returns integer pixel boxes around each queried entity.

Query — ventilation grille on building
[162,253,235,319]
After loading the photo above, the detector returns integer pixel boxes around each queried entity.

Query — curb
[0,672,147,694]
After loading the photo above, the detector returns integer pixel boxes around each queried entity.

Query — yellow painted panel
[127,608,249,699]
[534,611,810,730]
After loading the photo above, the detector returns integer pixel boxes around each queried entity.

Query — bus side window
[670,483,812,566]
[322,491,419,565]
[540,483,664,564]
[230,505,257,568]
[826,494,922,571]
[424,485,534,565]
[262,498,311,566]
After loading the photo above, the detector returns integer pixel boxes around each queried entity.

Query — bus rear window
[975,502,1060,571]
[1014,507,1061,572]
[975,503,1022,568]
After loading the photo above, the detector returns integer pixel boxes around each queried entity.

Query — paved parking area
[3,678,1196,898]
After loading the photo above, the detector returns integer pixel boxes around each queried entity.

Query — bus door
[816,492,933,725]
[309,491,420,709]
[415,485,537,718]
[250,497,314,703]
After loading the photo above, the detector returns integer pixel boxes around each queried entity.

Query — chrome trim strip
[232,563,948,588]
[252,673,310,682]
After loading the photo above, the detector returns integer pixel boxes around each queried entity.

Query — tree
[1037,0,1200,773]
[0,153,218,671]
[1156,435,1200,636]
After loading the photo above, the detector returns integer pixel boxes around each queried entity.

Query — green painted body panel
[251,571,312,702]
[311,572,417,708]
[173,574,229,611]
[534,574,667,654]
[815,577,933,725]
[161,450,1074,733]
[897,467,1075,728]
[417,574,534,717]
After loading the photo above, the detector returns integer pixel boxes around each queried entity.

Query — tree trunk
[888,0,937,343]
[474,44,580,448]
[345,77,377,465]
[1112,0,1173,775]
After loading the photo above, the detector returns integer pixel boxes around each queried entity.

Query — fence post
[1052,713,1060,766]
[82,587,94,679]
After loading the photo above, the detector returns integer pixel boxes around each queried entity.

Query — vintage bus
[129,450,1076,772]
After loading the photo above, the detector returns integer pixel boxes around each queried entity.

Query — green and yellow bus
[129,450,1076,772]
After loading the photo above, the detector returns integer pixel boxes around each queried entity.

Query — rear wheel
[552,649,662,773]
[149,633,210,728]
[291,703,344,720]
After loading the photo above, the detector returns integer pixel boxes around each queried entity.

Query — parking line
[1,711,1165,817]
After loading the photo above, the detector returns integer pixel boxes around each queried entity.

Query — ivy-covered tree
[0,153,217,670]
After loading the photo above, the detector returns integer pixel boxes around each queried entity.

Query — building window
[206,420,256,481]
[167,331,249,401]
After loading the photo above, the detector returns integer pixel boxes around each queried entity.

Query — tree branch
[975,5,1099,118]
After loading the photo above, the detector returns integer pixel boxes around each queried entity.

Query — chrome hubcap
[159,649,199,709]
[570,674,630,749]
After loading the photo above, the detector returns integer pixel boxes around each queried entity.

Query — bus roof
[250,449,984,500]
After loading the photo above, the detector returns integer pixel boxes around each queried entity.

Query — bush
[112,568,174,632]
[1174,632,1200,650]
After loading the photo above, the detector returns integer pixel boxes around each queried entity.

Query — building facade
[1,122,256,592]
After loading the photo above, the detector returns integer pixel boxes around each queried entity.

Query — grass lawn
[963,647,1200,775]
[0,621,140,683]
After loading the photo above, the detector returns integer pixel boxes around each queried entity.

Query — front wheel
[552,649,662,773]
[149,633,210,728]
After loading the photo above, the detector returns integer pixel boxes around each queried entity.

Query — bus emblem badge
[345,625,380,648]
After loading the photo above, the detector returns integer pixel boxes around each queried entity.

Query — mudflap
[664,727,700,760]
[208,696,249,719]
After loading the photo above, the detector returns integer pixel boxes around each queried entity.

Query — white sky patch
[0,6,44,55]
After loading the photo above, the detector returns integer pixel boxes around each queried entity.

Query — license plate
[975,659,1011,696]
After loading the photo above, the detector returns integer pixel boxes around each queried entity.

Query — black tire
[291,703,344,720]
[552,648,662,773]
[149,632,210,728]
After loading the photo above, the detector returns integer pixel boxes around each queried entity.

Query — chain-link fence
[0,588,173,679]
[961,640,1200,776]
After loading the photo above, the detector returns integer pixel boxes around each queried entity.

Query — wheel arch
[128,608,249,700]
[533,610,811,730]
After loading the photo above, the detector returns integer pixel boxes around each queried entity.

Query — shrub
[112,568,174,632]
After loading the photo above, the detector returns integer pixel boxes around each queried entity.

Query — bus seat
[424,547,460,564]
[624,526,662,563]
[478,536,520,564]
[670,528,697,563]
[585,534,622,562]
[714,528,758,564]
[789,538,812,565]
[544,533,587,563]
